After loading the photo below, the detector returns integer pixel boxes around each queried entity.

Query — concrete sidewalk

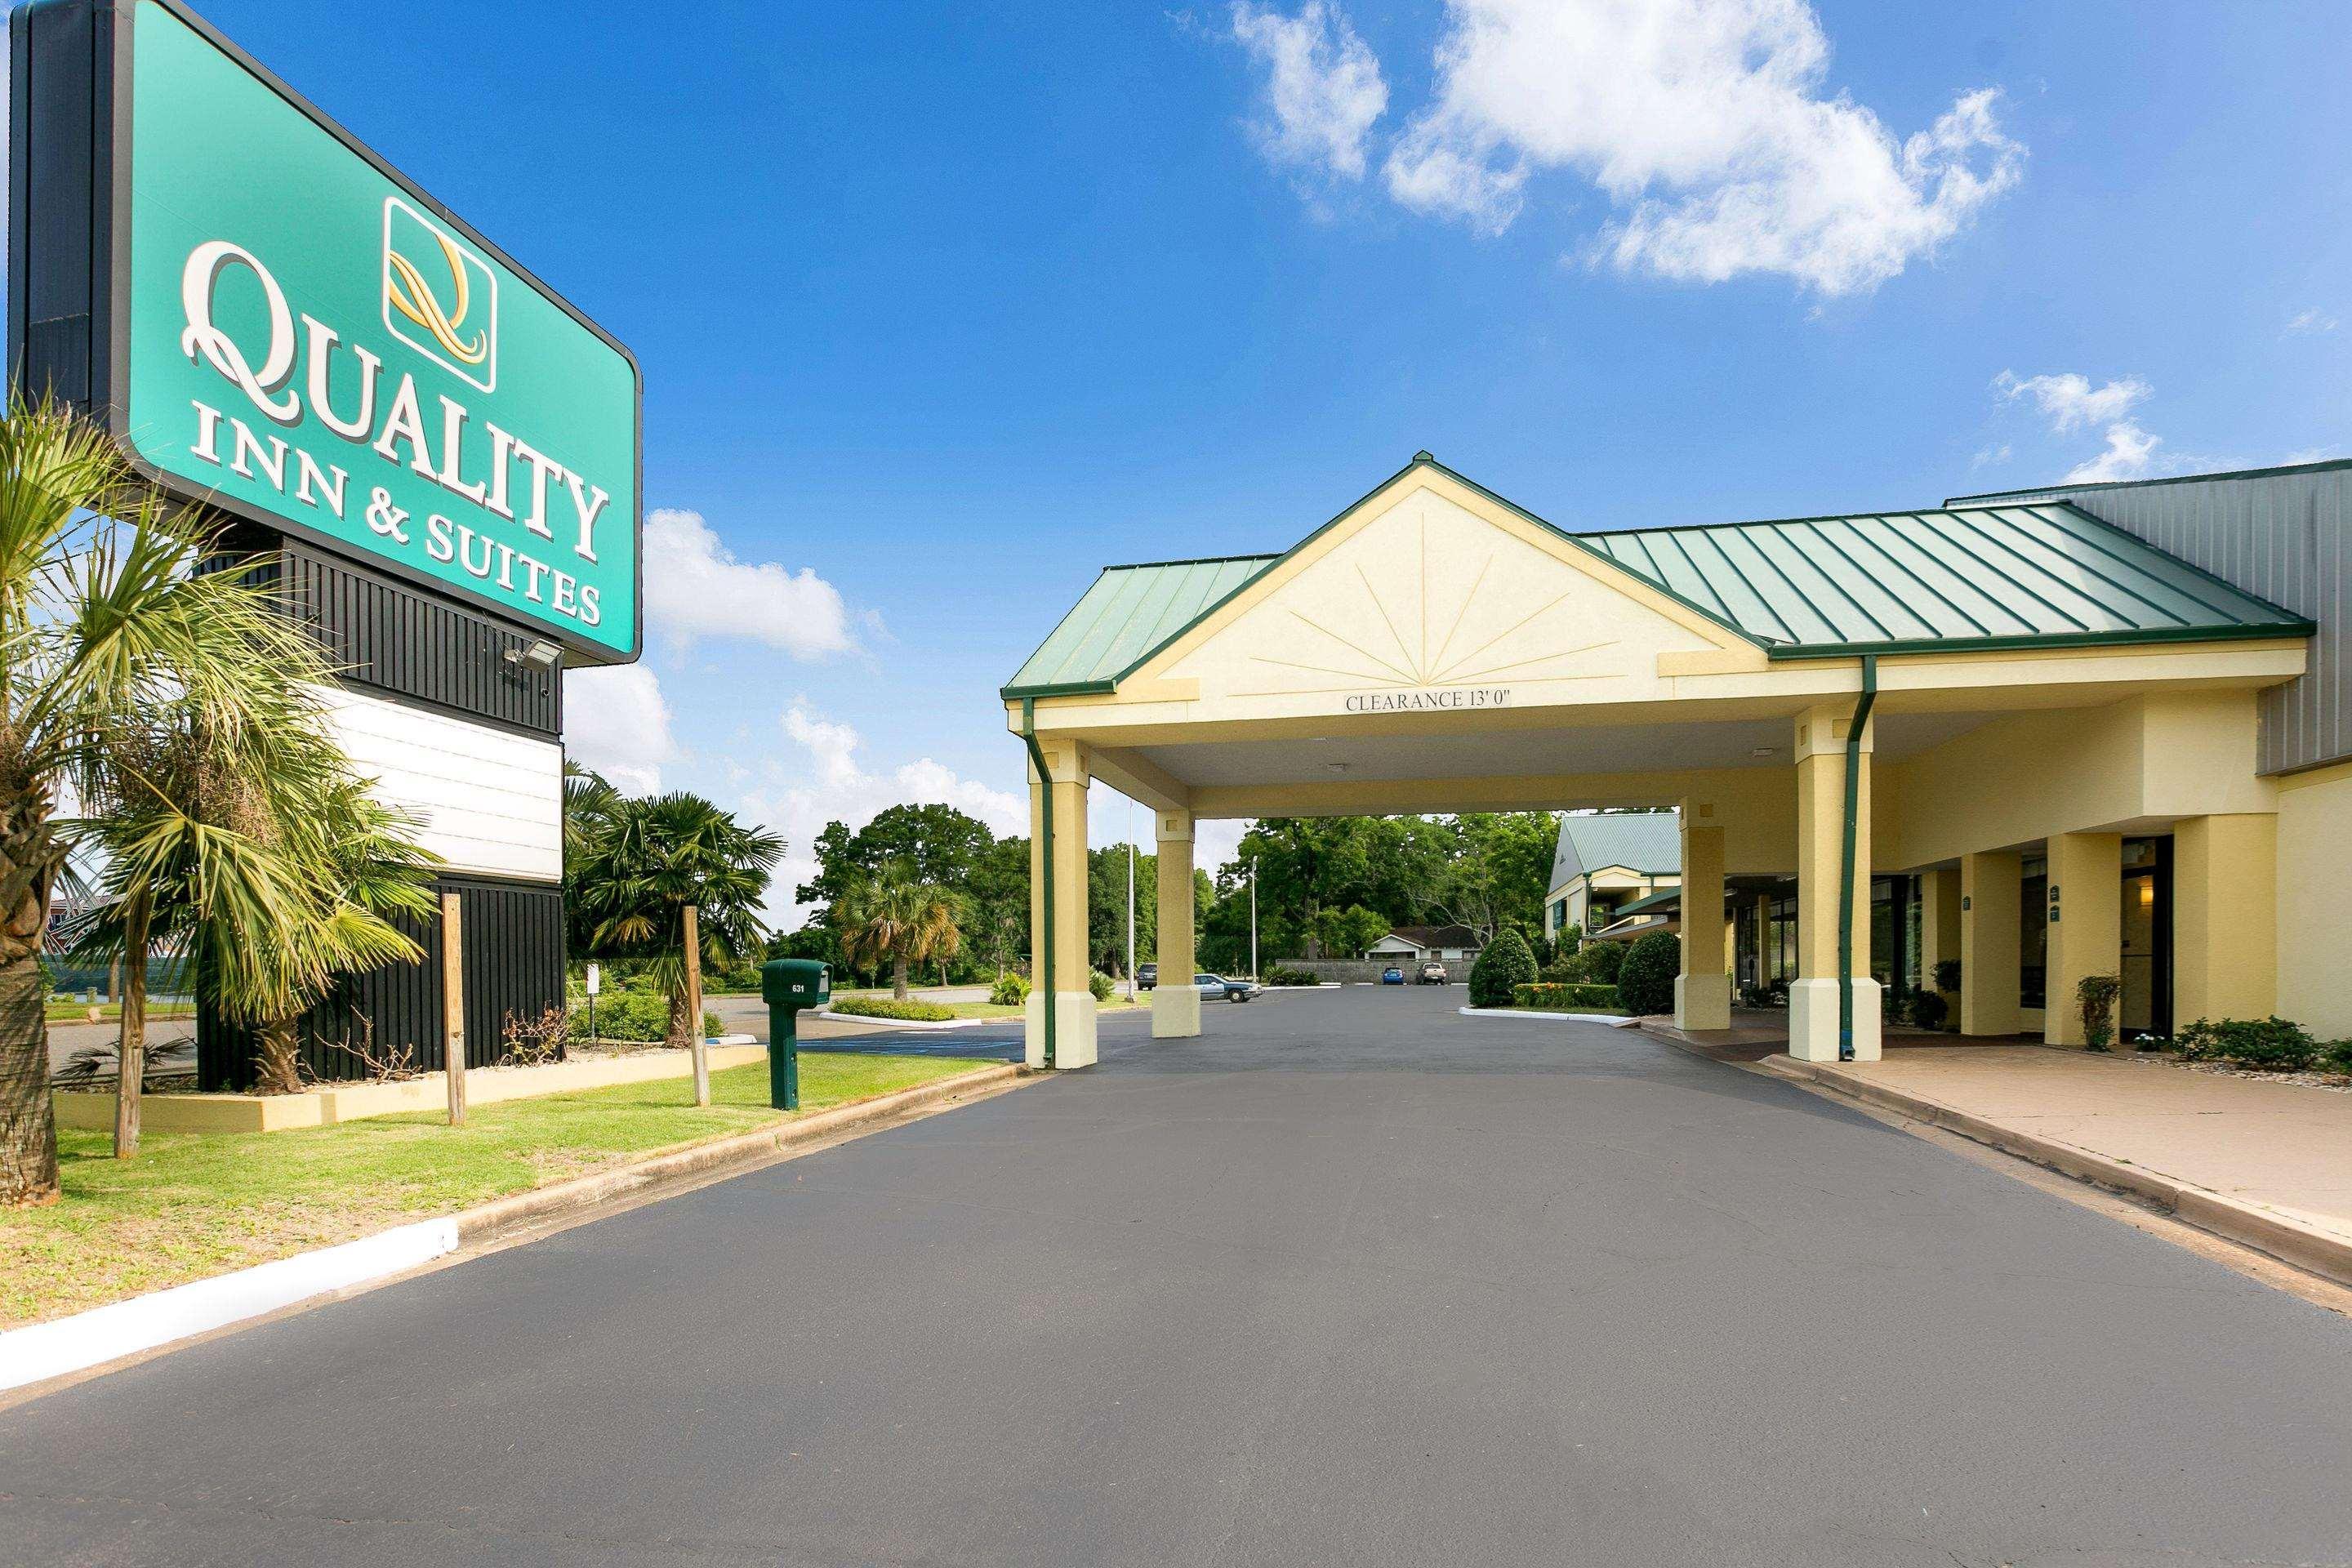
[1759,1044,2352,1286]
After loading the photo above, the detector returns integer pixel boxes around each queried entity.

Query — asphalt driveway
[5,986,2349,1566]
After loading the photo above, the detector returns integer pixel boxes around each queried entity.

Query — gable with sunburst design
[1141,470,1748,718]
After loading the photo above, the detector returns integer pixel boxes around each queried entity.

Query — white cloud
[643,508,860,657]
[1994,370,2150,432]
[1229,1,1389,180]
[562,663,677,795]
[2063,421,2161,483]
[1995,369,2162,483]
[747,701,1027,928]
[2285,309,2339,336]
[1227,0,2023,294]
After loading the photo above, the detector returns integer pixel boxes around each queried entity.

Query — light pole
[1249,858,1258,982]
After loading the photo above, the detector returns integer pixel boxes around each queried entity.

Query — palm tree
[835,864,962,1002]
[569,791,782,1045]
[0,403,332,1204]
[230,770,442,1095]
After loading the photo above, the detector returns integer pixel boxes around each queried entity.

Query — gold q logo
[381,197,497,393]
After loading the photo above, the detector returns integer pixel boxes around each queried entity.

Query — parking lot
[6,985,2350,1566]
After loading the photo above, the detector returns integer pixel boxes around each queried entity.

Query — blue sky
[141,2,2352,917]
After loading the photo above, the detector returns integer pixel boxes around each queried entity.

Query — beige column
[1024,737,1097,1070]
[1959,851,2022,1036]
[2173,814,2278,1025]
[1152,808,1201,1039]
[1789,702,1878,1062]
[1919,866,1962,1022]
[1675,805,1730,1030]
[2045,831,2122,1047]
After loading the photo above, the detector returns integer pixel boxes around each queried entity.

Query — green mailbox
[760,959,831,1111]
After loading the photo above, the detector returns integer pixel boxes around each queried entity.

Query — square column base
[1674,972,1731,1031]
[1788,978,1881,1062]
[1151,985,1200,1039]
[1024,991,1098,1070]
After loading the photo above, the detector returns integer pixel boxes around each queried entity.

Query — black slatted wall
[198,875,564,1089]
[226,541,562,737]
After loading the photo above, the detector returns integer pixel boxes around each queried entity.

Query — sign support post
[441,891,466,1126]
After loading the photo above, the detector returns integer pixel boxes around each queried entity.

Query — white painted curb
[0,1216,461,1392]
[1457,1005,1637,1027]
[811,1009,992,1031]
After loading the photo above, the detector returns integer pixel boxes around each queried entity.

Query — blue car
[1380,966,1405,985]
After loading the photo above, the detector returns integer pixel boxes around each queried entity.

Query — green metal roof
[1579,502,2313,657]
[1004,461,2317,696]
[1550,813,1682,892]
[1004,554,1279,696]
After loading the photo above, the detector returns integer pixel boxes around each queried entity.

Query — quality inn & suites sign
[10,0,642,661]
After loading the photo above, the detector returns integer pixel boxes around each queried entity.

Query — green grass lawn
[3,1052,994,1330]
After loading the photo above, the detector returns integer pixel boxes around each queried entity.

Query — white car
[1194,972,1259,1003]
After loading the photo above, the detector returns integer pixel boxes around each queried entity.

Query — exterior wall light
[505,639,562,670]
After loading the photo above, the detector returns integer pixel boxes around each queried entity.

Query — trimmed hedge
[1264,966,1322,987]
[1616,931,1681,1018]
[1511,982,1620,1012]
[830,996,957,1023]
[1468,929,1538,1008]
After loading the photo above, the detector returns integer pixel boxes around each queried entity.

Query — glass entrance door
[2119,838,2171,1042]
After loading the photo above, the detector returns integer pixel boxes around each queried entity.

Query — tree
[1087,844,1156,977]
[1618,932,1682,1017]
[965,835,1031,978]
[1468,928,1537,1007]
[1311,903,1391,961]
[2,404,338,1205]
[835,864,962,1000]
[571,792,783,1044]
[233,775,441,1094]
[64,699,436,1133]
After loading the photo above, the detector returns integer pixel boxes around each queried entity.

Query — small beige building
[1544,813,1682,942]
[1004,453,2345,1068]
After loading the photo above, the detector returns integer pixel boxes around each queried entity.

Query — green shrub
[2176,1016,2323,1072]
[1512,982,1620,1012]
[989,972,1031,1007]
[2075,973,2123,1052]
[1933,958,1962,995]
[1468,929,1537,1008]
[831,996,957,1023]
[1265,965,1321,987]
[2327,1038,2352,1074]
[1575,941,1625,986]
[1909,991,1949,1031]
[1088,969,1115,1002]
[1537,951,1584,984]
[565,991,719,1044]
[1616,931,1681,1017]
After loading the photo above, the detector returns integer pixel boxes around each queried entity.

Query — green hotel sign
[10,0,642,661]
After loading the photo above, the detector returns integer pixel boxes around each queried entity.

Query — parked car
[1380,966,1405,985]
[1195,972,1259,1003]
[1418,960,1448,984]
[1137,963,1157,991]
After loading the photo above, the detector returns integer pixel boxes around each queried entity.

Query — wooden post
[442,891,466,1126]
[114,895,149,1160]
[684,903,709,1107]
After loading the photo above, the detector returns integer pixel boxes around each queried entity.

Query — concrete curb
[1757,1055,2352,1290]
[1457,1005,1637,1027]
[810,1009,992,1031]
[3,1062,1028,1397]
